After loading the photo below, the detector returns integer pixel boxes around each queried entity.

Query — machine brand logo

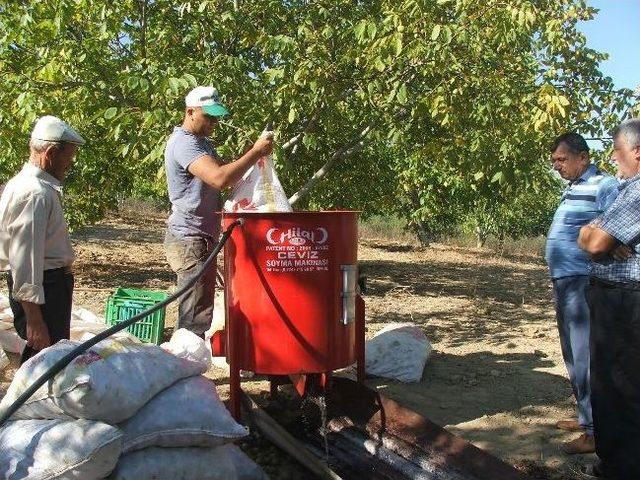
[266,226,328,246]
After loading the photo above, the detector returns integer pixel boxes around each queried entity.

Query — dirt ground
[0,210,595,479]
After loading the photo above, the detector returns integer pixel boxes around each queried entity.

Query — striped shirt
[590,174,640,283]
[546,164,619,279]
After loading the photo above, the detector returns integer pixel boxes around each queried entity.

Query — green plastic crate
[105,288,168,344]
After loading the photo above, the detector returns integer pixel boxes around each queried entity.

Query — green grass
[358,215,419,245]
[442,232,547,259]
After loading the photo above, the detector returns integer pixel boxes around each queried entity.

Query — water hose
[0,219,244,427]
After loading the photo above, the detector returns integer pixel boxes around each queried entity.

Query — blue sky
[578,0,640,91]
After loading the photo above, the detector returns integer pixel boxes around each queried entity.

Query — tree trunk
[475,225,487,248]
[412,220,432,247]
[497,231,506,251]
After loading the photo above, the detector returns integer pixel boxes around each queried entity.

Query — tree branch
[288,125,372,205]
[282,103,324,151]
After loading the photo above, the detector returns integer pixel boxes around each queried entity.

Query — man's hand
[189,131,275,190]
[251,133,274,158]
[611,244,634,261]
[21,302,50,350]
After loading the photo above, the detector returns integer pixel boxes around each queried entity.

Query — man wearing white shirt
[0,115,85,364]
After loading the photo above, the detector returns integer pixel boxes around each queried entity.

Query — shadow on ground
[360,255,553,348]
[360,258,549,308]
[369,350,569,426]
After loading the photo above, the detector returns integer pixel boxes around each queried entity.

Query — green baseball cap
[185,86,229,117]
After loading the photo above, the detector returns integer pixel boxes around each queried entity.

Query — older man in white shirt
[0,115,85,364]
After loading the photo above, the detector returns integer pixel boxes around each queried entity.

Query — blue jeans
[553,275,593,435]
[164,230,217,336]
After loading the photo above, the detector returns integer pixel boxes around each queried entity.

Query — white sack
[0,346,8,370]
[224,133,292,213]
[119,375,248,453]
[69,307,121,342]
[365,323,432,383]
[0,298,20,355]
[108,444,267,480]
[0,337,206,423]
[205,291,230,370]
[0,293,10,310]
[160,328,211,371]
[0,307,12,322]
[0,419,122,480]
[0,319,26,354]
[207,290,226,336]
[77,330,141,344]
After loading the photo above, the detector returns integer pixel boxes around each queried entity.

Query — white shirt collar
[21,162,63,194]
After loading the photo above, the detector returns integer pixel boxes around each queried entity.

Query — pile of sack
[0,330,267,480]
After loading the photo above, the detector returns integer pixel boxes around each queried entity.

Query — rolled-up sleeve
[8,193,48,304]
[599,189,640,247]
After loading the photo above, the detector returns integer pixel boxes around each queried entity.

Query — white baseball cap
[31,115,86,145]
[185,86,229,117]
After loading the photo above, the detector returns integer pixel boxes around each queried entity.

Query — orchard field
[1,207,595,479]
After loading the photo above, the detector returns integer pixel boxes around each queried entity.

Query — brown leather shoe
[561,433,595,454]
[556,419,583,431]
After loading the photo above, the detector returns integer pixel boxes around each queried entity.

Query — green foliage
[463,171,564,247]
[0,0,636,233]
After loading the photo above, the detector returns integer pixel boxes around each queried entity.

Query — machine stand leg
[356,295,366,383]
[229,367,241,421]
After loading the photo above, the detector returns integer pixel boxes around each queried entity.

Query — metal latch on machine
[340,264,357,325]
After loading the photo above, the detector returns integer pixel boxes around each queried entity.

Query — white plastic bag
[365,323,432,383]
[224,130,292,212]
[119,375,248,453]
[109,444,267,480]
[160,328,211,372]
[0,337,207,423]
[77,330,141,344]
[224,155,292,212]
[0,419,122,480]
[0,306,12,321]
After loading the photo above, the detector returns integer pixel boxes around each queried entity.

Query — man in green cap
[164,86,273,337]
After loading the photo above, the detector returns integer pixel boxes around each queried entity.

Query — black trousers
[6,267,74,364]
[587,277,640,480]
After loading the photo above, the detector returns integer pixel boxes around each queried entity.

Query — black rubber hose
[0,219,243,427]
